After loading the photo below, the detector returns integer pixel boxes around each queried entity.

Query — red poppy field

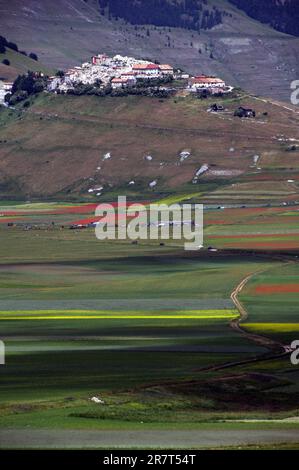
[255,284,299,294]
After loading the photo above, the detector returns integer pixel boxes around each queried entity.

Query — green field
[0,204,299,442]
[0,203,299,449]
[240,262,299,344]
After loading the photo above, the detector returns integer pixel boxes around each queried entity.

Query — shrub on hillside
[0,36,8,48]
[29,52,38,61]
[8,71,47,105]
[7,41,18,52]
[67,83,110,97]
[8,90,28,105]
[12,72,47,94]
[0,35,38,59]
[2,59,10,66]
[136,76,173,88]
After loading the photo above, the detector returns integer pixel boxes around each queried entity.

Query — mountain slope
[97,0,224,30]
[228,0,299,37]
[0,0,299,101]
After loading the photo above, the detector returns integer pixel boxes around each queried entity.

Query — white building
[189,75,226,91]
[132,63,161,78]
[159,64,174,76]
[111,77,136,89]
[121,71,136,80]
[48,54,175,93]
[0,81,13,104]
[92,54,109,65]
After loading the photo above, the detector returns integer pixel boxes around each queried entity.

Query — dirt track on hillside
[30,109,277,142]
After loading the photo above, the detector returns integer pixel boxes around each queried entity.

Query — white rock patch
[90,396,105,404]
[179,151,191,162]
[196,164,209,176]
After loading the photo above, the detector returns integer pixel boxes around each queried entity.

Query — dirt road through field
[230,271,287,353]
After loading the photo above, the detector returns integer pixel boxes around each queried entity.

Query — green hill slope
[0,49,53,82]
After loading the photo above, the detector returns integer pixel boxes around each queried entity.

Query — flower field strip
[0,203,98,217]
[206,230,299,249]
[210,206,299,217]
[205,216,299,226]
[244,323,299,333]
[0,217,25,224]
[0,309,238,320]
[69,214,135,226]
[150,192,202,206]
[222,241,299,249]
[209,233,299,239]
[204,206,299,223]
[254,284,299,294]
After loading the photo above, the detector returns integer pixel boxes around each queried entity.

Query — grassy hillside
[0,49,53,82]
[0,90,299,200]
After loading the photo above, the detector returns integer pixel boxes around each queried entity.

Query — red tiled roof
[192,76,224,84]
[146,64,159,69]
[159,64,173,70]
[133,64,147,70]
[133,63,159,70]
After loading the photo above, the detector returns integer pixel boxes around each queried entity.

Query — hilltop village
[0,53,233,105]
[47,53,229,95]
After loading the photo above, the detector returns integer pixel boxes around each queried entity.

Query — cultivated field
[0,202,299,449]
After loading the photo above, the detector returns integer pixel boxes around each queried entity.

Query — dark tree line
[98,0,223,31]
[228,0,299,37]
[65,75,174,99]
[5,71,47,105]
